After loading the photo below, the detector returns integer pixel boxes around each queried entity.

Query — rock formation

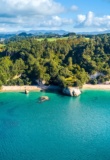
[62,87,81,96]
[39,96,49,102]
[25,89,29,94]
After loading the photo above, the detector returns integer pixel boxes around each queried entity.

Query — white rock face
[36,79,46,85]
[90,72,104,80]
[63,87,81,96]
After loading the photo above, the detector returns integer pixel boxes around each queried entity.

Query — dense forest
[0,34,110,88]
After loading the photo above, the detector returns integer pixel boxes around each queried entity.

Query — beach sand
[83,84,110,90]
[1,85,41,92]
[1,85,60,92]
[1,84,110,92]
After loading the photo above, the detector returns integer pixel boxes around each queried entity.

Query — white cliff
[63,87,81,96]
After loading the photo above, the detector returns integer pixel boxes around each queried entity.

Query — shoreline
[82,84,110,90]
[0,85,61,92]
[1,84,110,92]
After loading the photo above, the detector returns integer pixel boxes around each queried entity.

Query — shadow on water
[18,87,76,98]
[40,89,80,99]
[40,88,61,94]
[0,101,7,106]
[0,118,19,129]
[7,106,18,117]
[40,88,70,97]
[0,118,19,139]
[0,101,13,106]
[19,92,26,95]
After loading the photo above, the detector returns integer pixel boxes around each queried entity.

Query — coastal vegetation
[0,33,110,88]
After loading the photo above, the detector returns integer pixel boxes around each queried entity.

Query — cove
[0,90,110,160]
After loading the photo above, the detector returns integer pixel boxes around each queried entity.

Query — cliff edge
[63,87,81,96]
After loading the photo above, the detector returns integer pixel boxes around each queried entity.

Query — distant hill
[18,32,33,37]
[77,30,110,35]
[1,29,110,40]
[64,32,76,37]
[0,33,15,39]
[26,30,69,35]
[0,30,69,39]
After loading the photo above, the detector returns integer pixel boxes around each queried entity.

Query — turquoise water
[0,90,110,160]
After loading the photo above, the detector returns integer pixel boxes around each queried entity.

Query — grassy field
[36,37,70,41]
[36,36,89,42]
[85,37,90,41]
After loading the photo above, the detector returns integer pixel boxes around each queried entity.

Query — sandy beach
[1,85,41,92]
[83,84,110,90]
[1,84,110,92]
[1,85,61,92]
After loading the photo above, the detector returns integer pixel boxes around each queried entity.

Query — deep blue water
[0,90,110,160]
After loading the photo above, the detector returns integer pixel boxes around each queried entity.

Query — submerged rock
[63,87,81,97]
[39,96,49,102]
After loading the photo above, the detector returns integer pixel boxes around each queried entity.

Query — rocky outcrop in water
[63,87,81,97]
[25,89,29,94]
[39,96,49,102]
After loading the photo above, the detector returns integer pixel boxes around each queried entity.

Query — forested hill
[0,34,110,88]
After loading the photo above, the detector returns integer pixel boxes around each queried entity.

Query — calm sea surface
[0,90,110,160]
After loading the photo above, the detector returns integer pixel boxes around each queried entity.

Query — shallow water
[0,90,110,160]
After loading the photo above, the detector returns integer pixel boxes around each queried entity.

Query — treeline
[0,34,110,88]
